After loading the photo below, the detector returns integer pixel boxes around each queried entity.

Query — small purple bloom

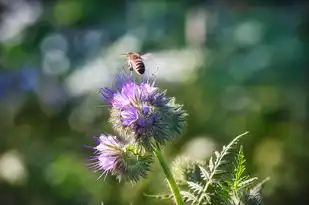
[88,134,123,174]
[87,133,153,182]
[100,73,187,150]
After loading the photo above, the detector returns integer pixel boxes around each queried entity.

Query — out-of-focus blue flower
[18,66,38,91]
[88,133,153,182]
[100,74,187,150]
[0,66,38,98]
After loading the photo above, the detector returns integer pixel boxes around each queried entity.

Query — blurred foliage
[0,0,308,205]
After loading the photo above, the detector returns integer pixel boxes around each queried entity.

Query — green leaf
[238,177,258,189]
[187,181,204,194]
[180,191,198,203]
[199,165,210,181]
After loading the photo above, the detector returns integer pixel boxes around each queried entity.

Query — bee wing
[140,53,160,84]
[141,53,157,71]
[140,53,153,60]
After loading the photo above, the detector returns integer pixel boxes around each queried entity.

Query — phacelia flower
[88,134,153,182]
[100,74,187,150]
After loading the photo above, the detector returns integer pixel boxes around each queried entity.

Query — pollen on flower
[100,73,188,150]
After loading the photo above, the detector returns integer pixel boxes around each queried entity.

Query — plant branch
[153,141,184,205]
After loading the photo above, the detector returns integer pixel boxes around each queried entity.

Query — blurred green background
[0,0,308,204]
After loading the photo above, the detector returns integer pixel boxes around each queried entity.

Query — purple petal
[140,83,156,93]
[98,155,117,171]
[113,93,130,108]
[100,88,114,103]
[121,83,136,98]
[114,74,133,91]
[121,107,138,126]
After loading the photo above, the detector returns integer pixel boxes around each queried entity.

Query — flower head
[100,74,187,150]
[88,133,152,182]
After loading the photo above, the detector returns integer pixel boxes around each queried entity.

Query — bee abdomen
[136,61,145,74]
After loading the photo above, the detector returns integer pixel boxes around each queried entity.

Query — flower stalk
[153,141,184,205]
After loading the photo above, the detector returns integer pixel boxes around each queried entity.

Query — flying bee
[123,52,147,75]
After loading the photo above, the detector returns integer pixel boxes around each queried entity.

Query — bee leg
[140,73,147,84]
[152,66,159,78]
[127,67,133,77]
[149,66,159,86]
[121,66,129,75]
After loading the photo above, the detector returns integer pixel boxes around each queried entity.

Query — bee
[124,52,146,75]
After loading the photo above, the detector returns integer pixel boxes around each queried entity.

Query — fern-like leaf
[213,144,268,205]
[199,165,210,181]
[171,131,269,205]
[187,181,204,194]
[181,191,198,203]
[238,177,258,190]
[195,132,249,204]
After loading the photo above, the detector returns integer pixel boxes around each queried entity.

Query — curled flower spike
[87,134,153,182]
[100,73,188,150]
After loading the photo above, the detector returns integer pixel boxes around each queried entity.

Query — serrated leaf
[214,151,220,159]
[209,157,214,171]
[195,132,249,203]
[187,181,204,194]
[199,165,210,181]
[220,159,229,165]
[249,177,270,195]
[181,191,198,203]
[177,132,250,205]
[238,177,258,189]
[198,193,211,204]
[214,169,227,174]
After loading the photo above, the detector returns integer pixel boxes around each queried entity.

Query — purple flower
[88,134,123,175]
[100,73,187,150]
[88,133,153,182]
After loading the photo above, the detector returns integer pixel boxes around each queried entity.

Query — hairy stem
[153,142,184,205]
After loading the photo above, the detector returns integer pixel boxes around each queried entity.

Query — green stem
[153,142,184,205]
